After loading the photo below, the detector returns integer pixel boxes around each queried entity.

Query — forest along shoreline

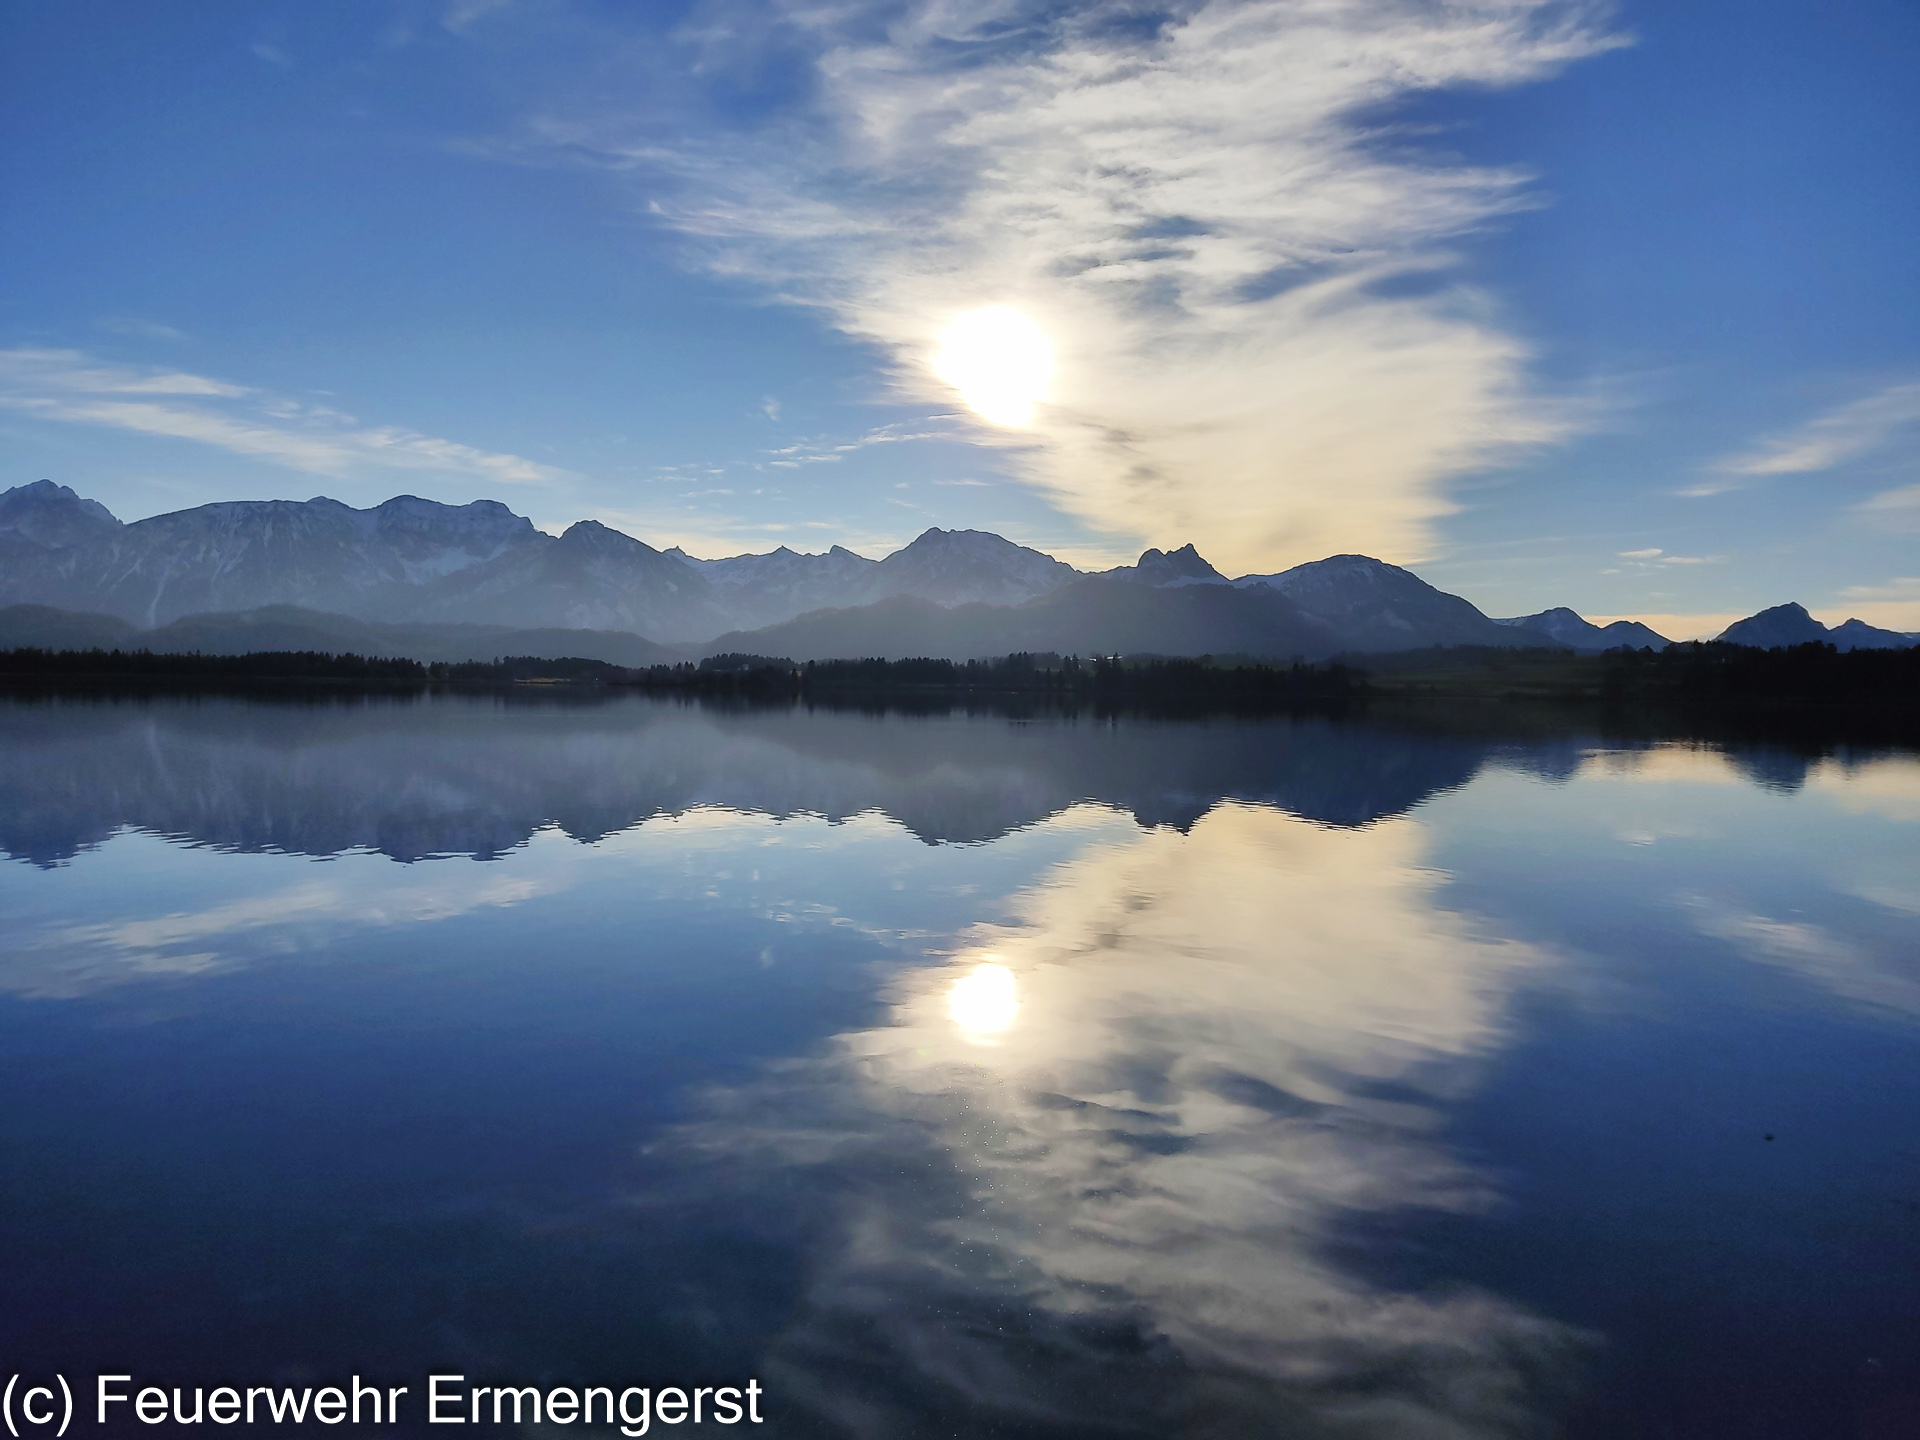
[1,643,1917,738]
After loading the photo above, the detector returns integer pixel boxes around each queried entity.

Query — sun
[931,306,1054,429]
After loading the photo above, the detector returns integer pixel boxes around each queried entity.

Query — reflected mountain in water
[3,695,1917,1435]
[660,802,1588,1436]
[0,693,1519,866]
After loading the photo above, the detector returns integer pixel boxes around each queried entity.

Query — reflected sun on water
[2,696,1918,1439]
[946,959,1019,1039]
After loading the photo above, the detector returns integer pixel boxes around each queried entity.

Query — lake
[2,691,1917,1438]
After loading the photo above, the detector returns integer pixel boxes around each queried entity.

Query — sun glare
[931,307,1054,429]
[947,961,1019,1038]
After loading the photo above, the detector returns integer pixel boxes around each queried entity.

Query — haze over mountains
[0,481,1080,640]
[0,481,1911,665]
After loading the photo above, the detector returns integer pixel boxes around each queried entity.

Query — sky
[2,0,1916,636]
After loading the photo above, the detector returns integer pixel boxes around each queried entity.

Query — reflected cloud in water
[1529,746,1920,1023]
[1683,895,1920,1019]
[670,801,1586,1436]
[2,843,552,998]
[3,696,1918,1436]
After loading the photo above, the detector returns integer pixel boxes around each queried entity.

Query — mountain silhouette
[1717,602,1917,651]
[1494,607,1670,651]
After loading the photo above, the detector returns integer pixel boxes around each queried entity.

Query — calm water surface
[2,693,1917,1438]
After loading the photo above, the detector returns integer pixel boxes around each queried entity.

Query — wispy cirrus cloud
[1602,546,1722,576]
[95,317,194,343]
[0,347,563,486]
[483,0,1621,573]
[443,0,515,33]
[1850,482,1920,533]
[763,418,960,468]
[1688,378,1920,496]
[1841,576,1920,603]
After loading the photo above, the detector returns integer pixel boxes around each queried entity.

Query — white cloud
[1704,378,1920,486]
[1673,475,1743,498]
[1610,546,1721,572]
[0,346,563,487]
[1852,482,1920,533]
[0,347,249,397]
[96,317,194,342]
[443,0,515,33]
[513,0,1621,573]
[1842,575,1920,604]
[762,418,960,466]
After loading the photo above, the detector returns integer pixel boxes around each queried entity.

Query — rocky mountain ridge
[3,481,1911,663]
[0,483,1083,641]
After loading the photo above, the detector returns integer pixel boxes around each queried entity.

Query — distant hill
[1718,602,1917,651]
[0,488,544,630]
[0,605,138,651]
[692,557,1542,662]
[1236,554,1534,652]
[383,519,738,639]
[667,543,880,631]
[0,603,677,668]
[862,527,1078,606]
[1493,607,1670,651]
[1719,602,1831,649]
[1827,617,1920,651]
[0,484,1092,642]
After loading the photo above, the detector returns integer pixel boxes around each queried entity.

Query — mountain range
[1490,607,1672,651]
[1,480,1911,665]
[1717,601,1917,652]
[0,481,1076,640]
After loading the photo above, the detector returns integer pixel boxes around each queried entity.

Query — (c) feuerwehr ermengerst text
[6,1374,765,1432]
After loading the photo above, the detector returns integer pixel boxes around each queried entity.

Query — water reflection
[947,960,1019,1039]
[1,840,552,998]
[0,693,1497,864]
[3,698,1917,1437]
[670,801,1585,1436]
[1539,745,1920,1023]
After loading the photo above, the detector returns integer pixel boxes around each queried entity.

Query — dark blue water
[2,693,1916,1437]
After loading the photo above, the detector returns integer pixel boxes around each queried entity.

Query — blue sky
[2,0,1916,635]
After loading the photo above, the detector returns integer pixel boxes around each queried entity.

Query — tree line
[2,640,1914,709]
